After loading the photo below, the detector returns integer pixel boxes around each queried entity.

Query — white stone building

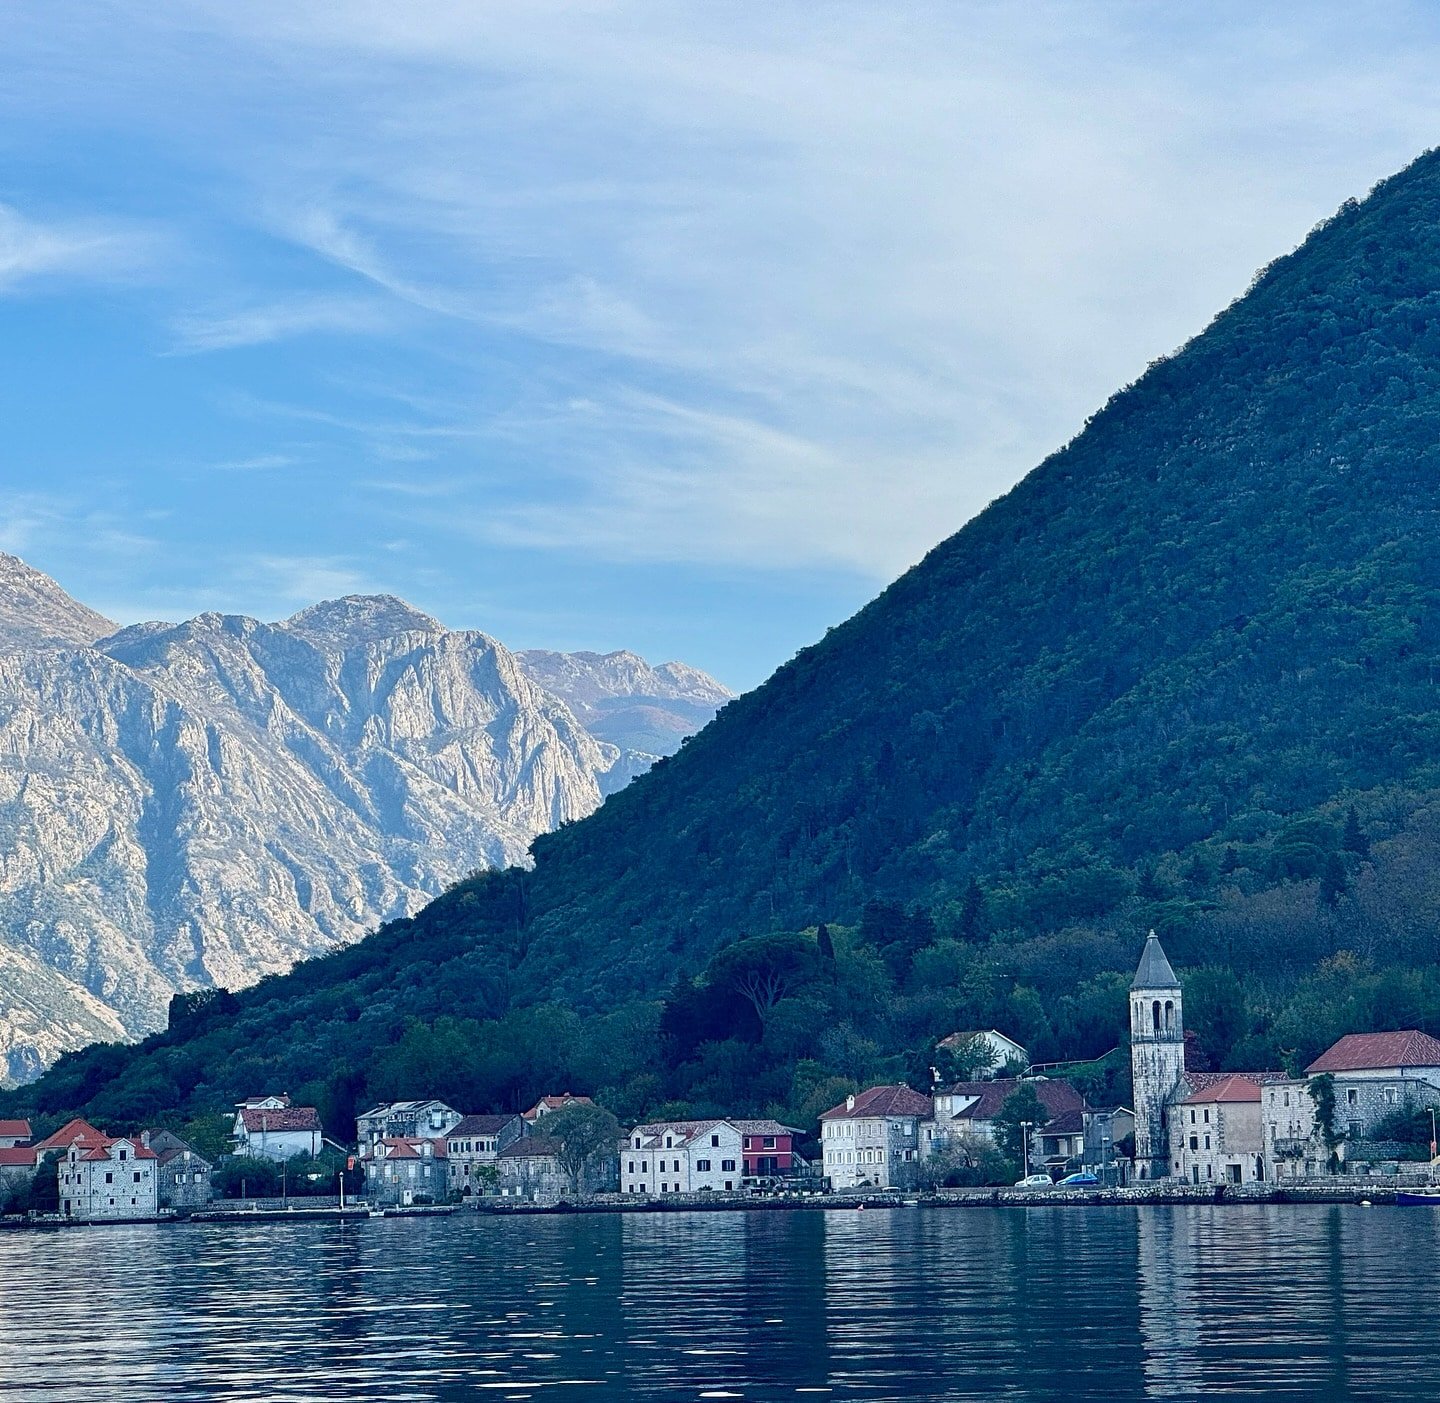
[820,1085,932,1190]
[58,1134,159,1221]
[232,1095,323,1161]
[621,1120,744,1195]
[1261,1079,1326,1180]
[1171,1076,1267,1185]
[1306,1030,1440,1149]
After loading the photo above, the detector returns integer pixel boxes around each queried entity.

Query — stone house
[444,1113,525,1197]
[621,1120,744,1195]
[356,1100,463,1151]
[522,1093,595,1125]
[144,1130,214,1210]
[58,1134,159,1221]
[0,1118,32,1149]
[496,1136,571,1200]
[1260,1080,1326,1180]
[820,1085,932,1190]
[1172,1076,1268,1185]
[363,1136,448,1206]
[231,1096,323,1161]
[1305,1030,1440,1150]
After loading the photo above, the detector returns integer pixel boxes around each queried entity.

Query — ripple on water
[0,1206,1438,1401]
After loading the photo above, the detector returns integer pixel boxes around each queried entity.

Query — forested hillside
[14,149,1440,1140]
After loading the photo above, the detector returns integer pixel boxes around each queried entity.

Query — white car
[1014,1174,1054,1188]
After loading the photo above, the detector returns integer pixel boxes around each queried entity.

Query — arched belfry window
[1164,1000,1175,1032]
[1152,1000,1161,1034]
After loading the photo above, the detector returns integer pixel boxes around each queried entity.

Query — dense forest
[13,148,1440,1142]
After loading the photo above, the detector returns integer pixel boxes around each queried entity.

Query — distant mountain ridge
[0,555,731,1081]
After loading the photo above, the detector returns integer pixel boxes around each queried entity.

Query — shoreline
[1,1182,1425,1231]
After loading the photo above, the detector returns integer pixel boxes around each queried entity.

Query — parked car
[1014,1174,1054,1188]
[1057,1171,1100,1187]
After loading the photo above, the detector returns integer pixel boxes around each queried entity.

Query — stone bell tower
[1130,930,1185,1180]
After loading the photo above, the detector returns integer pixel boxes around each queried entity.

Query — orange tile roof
[1183,1075,1262,1105]
[1307,1030,1440,1074]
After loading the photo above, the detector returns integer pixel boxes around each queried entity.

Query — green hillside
[15,149,1440,1138]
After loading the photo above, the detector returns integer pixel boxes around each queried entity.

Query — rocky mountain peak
[0,553,116,652]
[283,594,444,651]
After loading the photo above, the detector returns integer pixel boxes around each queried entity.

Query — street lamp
[1020,1120,1034,1177]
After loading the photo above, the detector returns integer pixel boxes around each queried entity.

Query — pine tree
[958,877,985,941]
[1343,805,1371,858]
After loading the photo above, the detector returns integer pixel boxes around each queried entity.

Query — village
[2,933,1438,1226]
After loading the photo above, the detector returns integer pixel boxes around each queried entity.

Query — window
[1283,1091,1291,1108]
[721,1159,736,1172]
[1204,1136,1211,1150]
[1189,1110,1196,1125]
[665,1136,673,1148]
[1152,1000,1161,1033]
[628,1161,635,1174]
[133,1171,141,1183]
[1384,1086,1399,1105]
[105,1172,114,1184]
[711,1135,720,1147]
[634,1137,641,1149]
[696,1159,711,1172]
[1347,1089,1358,1106]
[1203,1110,1210,1124]
[764,1137,776,1149]
[724,1181,733,1190]
[1189,1136,1198,1151]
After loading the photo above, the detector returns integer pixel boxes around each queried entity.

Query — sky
[4,4,1440,689]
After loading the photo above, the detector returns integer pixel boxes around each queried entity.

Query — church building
[1129,930,1284,1182]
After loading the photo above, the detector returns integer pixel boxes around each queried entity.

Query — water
[0,1205,1436,1401]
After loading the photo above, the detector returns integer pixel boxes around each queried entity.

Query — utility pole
[1021,1120,1034,1178]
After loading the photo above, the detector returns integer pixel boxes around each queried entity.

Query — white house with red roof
[0,1118,31,1149]
[820,1085,932,1190]
[621,1120,744,1194]
[523,1093,595,1124]
[1171,1075,1269,1185]
[57,1132,158,1221]
[1305,1029,1440,1147]
[232,1095,323,1161]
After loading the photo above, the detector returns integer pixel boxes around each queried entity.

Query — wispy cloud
[170,293,390,351]
[0,203,160,293]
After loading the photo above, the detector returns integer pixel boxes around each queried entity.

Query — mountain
[15,150,1440,1135]
[0,561,728,1082]
[517,649,734,777]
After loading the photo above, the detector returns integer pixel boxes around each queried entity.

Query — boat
[1396,1189,1440,1205]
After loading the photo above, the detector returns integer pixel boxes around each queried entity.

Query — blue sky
[4,4,1440,689]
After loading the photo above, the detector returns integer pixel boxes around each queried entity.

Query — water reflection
[0,1207,1436,1400]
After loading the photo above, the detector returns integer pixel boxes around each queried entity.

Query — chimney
[846,1095,856,1112]
[141,1130,151,1148]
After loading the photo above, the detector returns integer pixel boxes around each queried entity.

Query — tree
[993,1083,1048,1168]
[1319,852,1350,908]
[816,923,837,964]
[1342,805,1371,858]
[957,878,986,941]
[706,932,819,1029]
[931,1034,998,1085]
[1183,967,1247,1071]
[544,1104,622,1196]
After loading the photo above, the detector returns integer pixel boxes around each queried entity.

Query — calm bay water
[1,1205,1436,1401]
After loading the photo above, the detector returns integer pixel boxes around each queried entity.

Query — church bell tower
[1130,930,1184,1180]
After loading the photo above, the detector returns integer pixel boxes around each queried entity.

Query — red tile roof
[733,1120,799,1137]
[237,1106,321,1134]
[1185,1070,1289,1092]
[368,1136,447,1161]
[522,1094,594,1122]
[0,1119,31,1141]
[940,1078,1086,1124]
[1306,1030,1440,1074]
[820,1085,933,1120]
[0,1147,37,1168]
[1184,1075,1262,1105]
[34,1118,109,1151]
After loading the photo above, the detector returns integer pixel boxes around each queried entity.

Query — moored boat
[1395,1190,1440,1205]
